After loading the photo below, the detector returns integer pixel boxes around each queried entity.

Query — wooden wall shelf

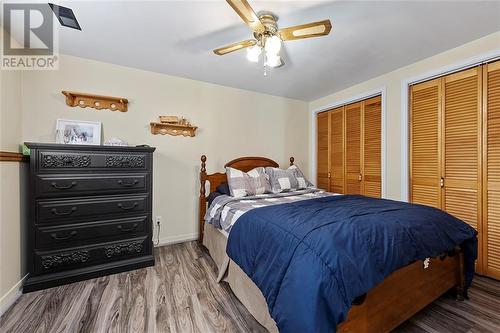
[62,91,128,112]
[150,122,197,137]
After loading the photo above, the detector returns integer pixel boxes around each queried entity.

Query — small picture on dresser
[55,119,101,145]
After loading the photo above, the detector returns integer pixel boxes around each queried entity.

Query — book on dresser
[24,142,156,292]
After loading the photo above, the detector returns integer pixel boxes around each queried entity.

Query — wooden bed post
[199,155,207,242]
[456,250,466,300]
[290,156,294,166]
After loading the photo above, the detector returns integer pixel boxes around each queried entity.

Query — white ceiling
[5,1,500,101]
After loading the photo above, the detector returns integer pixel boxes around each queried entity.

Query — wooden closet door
[345,102,362,194]
[317,112,330,190]
[410,79,441,208]
[442,67,483,272]
[330,107,344,194]
[363,96,382,198]
[484,61,500,279]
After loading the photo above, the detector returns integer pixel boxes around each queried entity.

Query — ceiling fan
[213,0,332,73]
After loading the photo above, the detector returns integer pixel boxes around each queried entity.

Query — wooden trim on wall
[0,151,29,162]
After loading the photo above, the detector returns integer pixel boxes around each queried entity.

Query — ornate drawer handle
[51,181,77,190]
[51,207,77,216]
[50,230,77,240]
[117,223,138,232]
[117,202,138,210]
[117,179,139,187]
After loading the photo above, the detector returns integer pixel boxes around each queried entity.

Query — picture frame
[55,119,102,145]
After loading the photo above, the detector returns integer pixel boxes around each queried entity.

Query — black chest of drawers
[24,143,156,292]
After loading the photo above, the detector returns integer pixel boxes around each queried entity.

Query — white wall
[309,31,500,201]
[0,29,28,314]
[21,54,310,245]
[2,27,499,315]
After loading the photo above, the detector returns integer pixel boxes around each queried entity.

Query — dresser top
[25,142,156,152]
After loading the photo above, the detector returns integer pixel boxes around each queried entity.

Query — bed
[198,155,477,333]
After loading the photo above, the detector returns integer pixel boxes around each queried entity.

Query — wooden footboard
[338,250,465,333]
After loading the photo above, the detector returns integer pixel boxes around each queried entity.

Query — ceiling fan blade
[278,19,332,41]
[213,39,257,55]
[226,0,266,34]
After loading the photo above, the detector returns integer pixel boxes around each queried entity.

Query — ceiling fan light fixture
[264,35,281,55]
[246,45,262,62]
[265,53,282,68]
[214,1,332,73]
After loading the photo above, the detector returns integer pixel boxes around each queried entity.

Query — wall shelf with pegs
[61,91,128,112]
[150,116,197,137]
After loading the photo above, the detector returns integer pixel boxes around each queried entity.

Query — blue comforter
[226,195,477,333]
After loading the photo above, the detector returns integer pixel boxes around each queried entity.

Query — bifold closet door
[345,102,362,194]
[330,107,345,194]
[410,79,441,208]
[442,67,483,272]
[317,111,330,191]
[363,96,382,198]
[484,61,500,279]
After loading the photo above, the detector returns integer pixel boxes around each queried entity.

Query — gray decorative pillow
[265,167,300,193]
[226,167,271,197]
[288,164,313,189]
[266,165,313,193]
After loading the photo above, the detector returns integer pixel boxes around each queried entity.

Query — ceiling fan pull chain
[262,35,267,76]
[263,46,268,76]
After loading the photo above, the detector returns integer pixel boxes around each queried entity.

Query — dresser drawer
[35,216,149,249]
[37,150,149,171]
[36,173,148,197]
[34,236,150,275]
[36,194,148,224]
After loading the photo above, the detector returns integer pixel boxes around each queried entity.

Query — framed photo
[55,119,101,145]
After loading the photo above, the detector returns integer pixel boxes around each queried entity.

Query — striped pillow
[226,167,271,197]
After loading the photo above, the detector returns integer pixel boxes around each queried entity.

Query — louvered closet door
[363,96,382,198]
[442,67,483,273]
[317,112,330,191]
[442,68,482,236]
[484,61,500,279]
[330,107,345,194]
[410,79,441,208]
[345,102,362,194]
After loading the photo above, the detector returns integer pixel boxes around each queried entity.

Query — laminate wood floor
[1,241,499,333]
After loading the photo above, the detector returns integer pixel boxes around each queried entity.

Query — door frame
[401,50,500,201]
[310,87,387,198]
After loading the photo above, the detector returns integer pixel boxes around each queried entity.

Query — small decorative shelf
[150,122,197,137]
[62,91,128,112]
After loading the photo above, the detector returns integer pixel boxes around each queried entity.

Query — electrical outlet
[155,216,162,225]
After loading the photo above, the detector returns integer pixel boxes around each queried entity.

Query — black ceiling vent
[49,3,81,30]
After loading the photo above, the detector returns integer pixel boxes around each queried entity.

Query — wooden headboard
[198,155,294,241]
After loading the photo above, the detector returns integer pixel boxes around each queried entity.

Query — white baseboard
[0,274,28,317]
[155,232,199,247]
